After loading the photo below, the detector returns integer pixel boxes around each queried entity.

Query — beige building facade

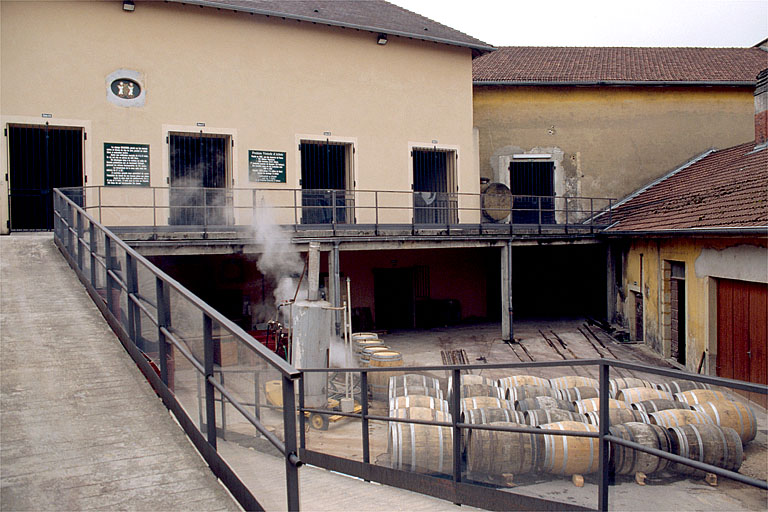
[1,0,488,233]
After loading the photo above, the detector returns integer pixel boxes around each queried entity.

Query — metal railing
[52,187,766,511]
[58,186,615,238]
[53,188,302,511]
[299,361,767,511]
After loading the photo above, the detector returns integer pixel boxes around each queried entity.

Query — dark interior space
[511,243,606,320]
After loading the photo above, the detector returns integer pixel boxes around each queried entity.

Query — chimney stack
[755,69,768,145]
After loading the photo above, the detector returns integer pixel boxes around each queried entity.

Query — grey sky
[389,0,768,47]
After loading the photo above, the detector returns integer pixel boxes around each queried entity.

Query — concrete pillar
[606,244,616,323]
[332,242,341,335]
[501,242,514,341]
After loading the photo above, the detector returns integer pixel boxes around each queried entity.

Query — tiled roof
[605,142,768,232]
[473,47,768,83]
[167,0,493,53]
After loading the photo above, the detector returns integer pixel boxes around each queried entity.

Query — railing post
[565,197,569,234]
[104,237,115,315]
[89,222,97,288]
[98,186,103,224]
[374,191,379,236]
[76,209,84,271]
[451,367,462,486]
[203,314,218,449]
[282,375,300,512]
[608,198,613,225]
[538,196,542,235]
[152,187,157,234]
[294,188,299,231]
[590,198,595,234]
[331,189,337,236]
[67,203,75,255]
[361,370,370,465]
[299,378,306,450]
[126,252,139,346]
[156,277,170,386]
[598,361,611,512]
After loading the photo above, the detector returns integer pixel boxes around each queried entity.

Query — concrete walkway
[0,234,240,511]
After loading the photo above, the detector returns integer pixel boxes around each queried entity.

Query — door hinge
[84,175,88,183]
[166,177,170,184]
[84,132,87,140]
[6,220,9,229]
[4,173,8,182]
[410,183,414,190]
[299,179,303,186]
[3,128,7,137]
[166,136,169,144]
[231,139,234,147]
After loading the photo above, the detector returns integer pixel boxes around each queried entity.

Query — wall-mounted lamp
[377,33,388,45]
[123,0,135,12]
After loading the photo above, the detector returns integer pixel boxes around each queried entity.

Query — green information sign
[104,143,150,186]
[249,150,286,183]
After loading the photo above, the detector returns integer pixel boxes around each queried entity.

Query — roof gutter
[600,226,768,238]
[473,80,755,87]
[166,0,496,53]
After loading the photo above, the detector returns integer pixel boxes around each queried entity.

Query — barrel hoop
[647,423,664,473]
[625,424,637,472]
[691,425,704,462]
[734,403,745,439]
[558,424,568,475]
[747,403,757,440]
[543,427,553,469]
[715,423,729,469]
[396,423,403,470]
[409,423,416,470]
[670,427,687,460]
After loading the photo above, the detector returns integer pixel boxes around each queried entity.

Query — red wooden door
[717,279,768,407]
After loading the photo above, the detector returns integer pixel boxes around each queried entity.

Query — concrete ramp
[0,234,239,511]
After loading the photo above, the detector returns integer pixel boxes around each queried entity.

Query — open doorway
[509,160,554,224]
[299,140,354,224]
[412,148,457,224]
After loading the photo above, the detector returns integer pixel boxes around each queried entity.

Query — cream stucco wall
[474,86,756,202]
[1,0,478,232]
[618,237,768,373]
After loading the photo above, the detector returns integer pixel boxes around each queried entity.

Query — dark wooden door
[8,124,83,230]
[717,279,767,407]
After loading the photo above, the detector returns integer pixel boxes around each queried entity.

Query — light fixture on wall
[123,0,135,12]
[377,33,388,45]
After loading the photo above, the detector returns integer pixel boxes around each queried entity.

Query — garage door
[717,279,767,407]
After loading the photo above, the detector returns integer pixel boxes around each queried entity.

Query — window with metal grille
[508,161,555,224]
[168,132,231,226]
[412,148,457,224]
[7,124,83,231]
[299,140,354,224]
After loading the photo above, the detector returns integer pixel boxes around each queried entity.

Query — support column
[329,242,341,335]
[501,241,514,341]
[606,243,616,323]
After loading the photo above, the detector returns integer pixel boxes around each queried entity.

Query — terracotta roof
[473,47,768,84]
[166,0,493,53]
[605,142,768,232]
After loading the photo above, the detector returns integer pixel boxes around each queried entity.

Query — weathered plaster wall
[474,86,756,202]
[618,237,767,372]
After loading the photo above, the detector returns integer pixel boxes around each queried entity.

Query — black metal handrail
[298,360,767,511]
[53,188,301,511]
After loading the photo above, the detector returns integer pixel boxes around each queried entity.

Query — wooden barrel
[573,398,629,414]
[390,385,443,401]
[632,399,692,414]
[692,400,757,444]
[389,373,441,400]
[609,422,672,475]
[516,396,575,412]
[649,409,714,428]
[549,376,599,390]
[369,351,403,400]
[674,389,727,406]
[497,375,550,389]
[355,339,386,363]
[506,385,559,402]
[461,396,513,412]
[617,387,674,404]
[462,408,526,425]
[609,377,655,398]
[389,423,453,474]
[390,395,449,415]
[557,386,599,402]
[360,345,390,366]
[467,422,540,477]
[539,421,599,476]
[456,383,506,400]
[391,406,450,422]
[448,374,493,389]
[526,409,588,426]
[585,408,650,426]
[656,380,711,394]
[667,424,743,476]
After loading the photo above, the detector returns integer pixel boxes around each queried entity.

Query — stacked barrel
[386,372,758,485]
[352,332,405,401]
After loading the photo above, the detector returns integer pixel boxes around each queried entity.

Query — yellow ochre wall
[618,237,768,373]
[1,0,478,233]
[474,86,756,201]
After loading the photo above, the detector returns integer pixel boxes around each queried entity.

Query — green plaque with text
[249,150,286,183]
[104,143,150,186]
